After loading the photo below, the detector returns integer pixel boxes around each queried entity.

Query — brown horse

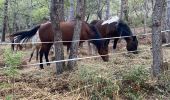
[90,18,138,53]
[10,21,109,69]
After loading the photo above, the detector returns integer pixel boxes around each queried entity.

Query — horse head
[115,20,138,53]
[125,36,138,53]
[88,24,109,61]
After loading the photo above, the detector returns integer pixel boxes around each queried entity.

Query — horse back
[38,21,91,45]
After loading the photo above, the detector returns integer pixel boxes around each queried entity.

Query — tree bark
[1,0,9,42]
[69,0,75,20]
[29,0,33,28]
[120,0,129,22]
[167,0,170,43]
[162,0,167,43]
[143,0,147,34]
[82,0,86,21]
[67,0,84,70]
[97,0,102,20]
[152,0,165,77]
[50,0,65,75]
[11,0,19,33]
[105,0,110,20]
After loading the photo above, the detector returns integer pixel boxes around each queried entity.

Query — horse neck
[89,28,104,50]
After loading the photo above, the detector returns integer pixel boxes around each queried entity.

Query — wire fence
[0,29,169,67]
[0,30,170,45]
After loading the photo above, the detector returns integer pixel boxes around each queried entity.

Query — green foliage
[5,95,12,100]
[3,48,23,77]
[121,65,150,100]
[32,7,49,23]
[158,71,170,93]
[125,92,144,100]
[122,65,149,84]
[0,82,11,89]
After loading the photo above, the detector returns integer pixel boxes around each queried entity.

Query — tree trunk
[167,0,170,43]
[12,0,19,33]
[29,0,33,28]
[143,0,147,34]
[82,0,86,21]
[67,0,84,70]
[152,0,165,77]
[120,0,129,22]
[162,0,167,43]
[105,0,110,20]
[69,0,75,20]
[1,0,9,42]
[97,0,102,20]
[50,0,65,75]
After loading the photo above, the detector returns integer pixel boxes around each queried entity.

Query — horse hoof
[47,63,50,66]
[40,65,44,69]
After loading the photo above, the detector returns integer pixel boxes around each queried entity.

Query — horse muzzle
[101,55,109,62]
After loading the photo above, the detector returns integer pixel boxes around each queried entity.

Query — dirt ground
[0,28,170,100]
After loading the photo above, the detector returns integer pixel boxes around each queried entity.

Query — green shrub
[69,64,118,99]
[121,65,150,100]
[158,70,170,93]
[3,48,23,77]
[2,48,23,99]
[122,65,149,84]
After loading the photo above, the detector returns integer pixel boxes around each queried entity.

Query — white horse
[29,30,41,62]
[28,30,54,62]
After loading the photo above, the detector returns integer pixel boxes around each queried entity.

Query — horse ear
[132,36,137,41]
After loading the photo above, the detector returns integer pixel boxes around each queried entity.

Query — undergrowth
[0,48,23,100]
[68,63,154,100]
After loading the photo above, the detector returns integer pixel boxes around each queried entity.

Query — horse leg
[36,47,39,61]
[45,51,50,66]
[45,44,52,66]
[19,45,23,50]
[36,45,41,61]
[39,47,44,69]
[113,38,119,50]
[67,45,70,54]
[29,50,34,62]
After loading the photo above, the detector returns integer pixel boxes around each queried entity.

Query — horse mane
[90,20,100,25]
[116,20,133,36]
[88,24,105,49]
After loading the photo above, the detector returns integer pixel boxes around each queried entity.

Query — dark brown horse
[10,21,109,69]
[90,18,138,53]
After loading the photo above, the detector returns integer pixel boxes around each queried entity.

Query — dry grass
[0,36,170,99]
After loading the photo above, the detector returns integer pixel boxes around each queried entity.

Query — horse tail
[10,25,41,43]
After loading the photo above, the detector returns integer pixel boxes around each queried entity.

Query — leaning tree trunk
[50,0,65,75]
[152,0,165,77]
[120,0,129,22]
[1,0,9,42]
[67,0,84,70]
[105,0,110,20]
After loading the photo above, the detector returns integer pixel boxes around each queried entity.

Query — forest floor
[0,27,170,100]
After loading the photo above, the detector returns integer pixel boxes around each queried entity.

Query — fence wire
[0,30,170,45]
